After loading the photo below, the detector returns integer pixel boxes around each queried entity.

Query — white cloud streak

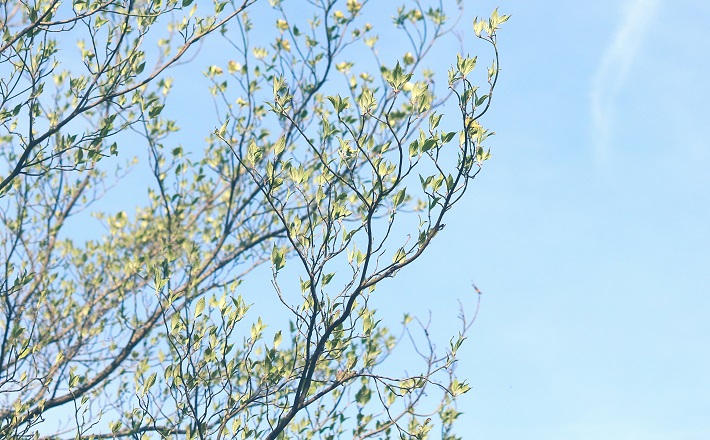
[590,0,660,160]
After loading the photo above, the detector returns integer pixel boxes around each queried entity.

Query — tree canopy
[0,0,508,438]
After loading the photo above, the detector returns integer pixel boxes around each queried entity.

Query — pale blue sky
[57,0,709,437]
[158,0,710,437]
[373,0,710,438]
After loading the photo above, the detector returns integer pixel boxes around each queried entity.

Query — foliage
[0,0,508,438]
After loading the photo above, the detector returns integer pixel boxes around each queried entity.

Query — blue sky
[157,0,710,437]
[51,0,709,437]
[372,0,710,438]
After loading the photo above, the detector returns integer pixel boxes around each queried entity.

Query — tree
[0,0,508,438]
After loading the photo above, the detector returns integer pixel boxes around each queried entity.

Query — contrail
[590,0,660,161]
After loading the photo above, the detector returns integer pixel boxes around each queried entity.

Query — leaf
[273,331,282,348]
[355,384,371,405]
[73,0,86,13]
[18,346,31,360]
[450,378,471,396]
[227,60,240,74]
[421,138,437,152]
[392,188,406,207]
[322,273,334,286]
[445,174,454,191]
[357,86,376,114]
[271,245,285,272]
[476,146,492,162]
[385,61,413,91]
[216,119,229,138]
[429,113,442,130]
[276,19,289,31]
[327,95,350,113]
[273,136,286,155]
[272,76,285,97]
[194,297,205,318]
[148,104,164,118]
[392,247,406,264]
[143,373,157,396]
[411,81,428,101]
[170,313,181,334]
[456,54,477,77]
[250,318,264,341]
[409,140,419,157]
[441,131,457,144]
[247,139,262,165]
[473,17,486,36]
[208,65,223,76]
[489,8,510,29]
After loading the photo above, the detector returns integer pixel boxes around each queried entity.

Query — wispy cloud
[590,0,660,160]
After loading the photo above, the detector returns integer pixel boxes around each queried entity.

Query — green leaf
[272,76,285,97]
[421,138,437,152]
[247,139,262,165]
[357,86,376,114]
[143,373,157,396]
[18,346,31,360]
[441,131,457,143]
[392,188,406,207]
[110,421,123,434]
[148,104,164,118]
[385,61,413,91]
[473,17,486,36]
[274,136,286,155]
[476,146,492,162]
[73,0,86,13]
[216,119,229,138]
[450,378,471,396]
[250,318,264,341]
[194,297,205,318]
[271,245,285,272]
[488,60,497,80]
[355,384,371,405]
[69,371,79,388]
[456,54,477,77]
[327,95,350,113]
[170,313,181,334]
[489,8,510,29]
[445,174,454,191]
[322,273,334,286]
[392,247,406,264]
[491,7,499,25]
[429,113,442,130]
[409,140,419,157]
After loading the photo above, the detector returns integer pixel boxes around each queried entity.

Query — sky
[32,0,710,437]
[138,0,710,438]
[374,0,710,438]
